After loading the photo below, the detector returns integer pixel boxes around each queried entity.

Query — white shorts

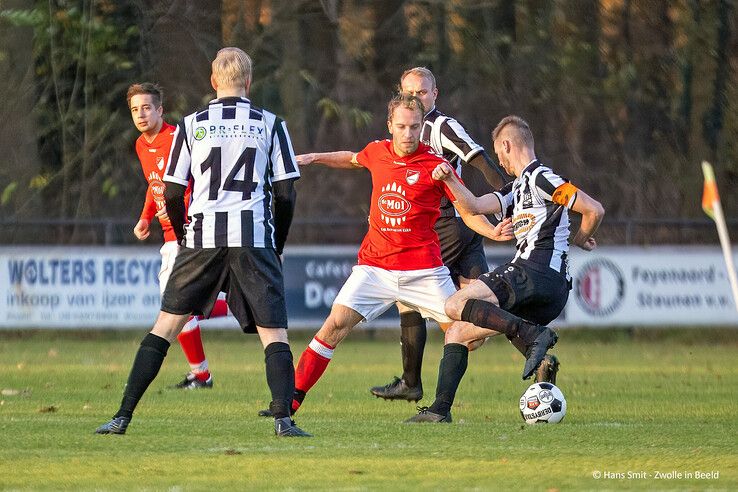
[333,265,456,323]
[158,241,180,295]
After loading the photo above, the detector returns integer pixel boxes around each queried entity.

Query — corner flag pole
[702,161,738,313]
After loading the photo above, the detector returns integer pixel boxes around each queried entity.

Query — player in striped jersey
[406,115,604,422]
[96,48,309,437]
[127,82,229,390]
[370,67,518,402]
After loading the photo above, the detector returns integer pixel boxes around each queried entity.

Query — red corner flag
[701,161,738,313]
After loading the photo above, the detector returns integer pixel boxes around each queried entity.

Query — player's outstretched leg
[459,299,557,379]
[405,343,468,423]
[370,311,425,402]
[509,337,560,384]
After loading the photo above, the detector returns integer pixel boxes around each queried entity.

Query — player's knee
[444,294,466,321]
[443,322,465,344]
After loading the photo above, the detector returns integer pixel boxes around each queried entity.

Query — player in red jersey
[127,83,228,389]
[285,94,515,415]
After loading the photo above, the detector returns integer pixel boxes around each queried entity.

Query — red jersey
[355,140,457,270]
[135,122,191,243]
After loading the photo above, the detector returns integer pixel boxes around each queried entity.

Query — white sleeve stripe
[492,191,505,220]
[163,175,189,186]
[443,119,482,158]
[440,133,468,160]
[462,146,483,163]
[281,121,298,170]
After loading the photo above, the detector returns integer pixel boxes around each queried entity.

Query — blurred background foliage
[0,0,736,244]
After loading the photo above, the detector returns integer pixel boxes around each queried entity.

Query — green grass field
[1,328,736,491]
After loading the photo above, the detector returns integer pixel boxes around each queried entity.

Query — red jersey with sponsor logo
[355,139,457,270]
[135,122,191,243]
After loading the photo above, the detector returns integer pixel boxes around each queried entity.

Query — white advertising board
[1,247,162,328]
[566,247,738,326]
[1,246,736,328]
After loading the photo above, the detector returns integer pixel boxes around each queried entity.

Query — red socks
[209,299,229,319]
[177,319,209,381]
[293,337,334,412]
[177,300,226,382]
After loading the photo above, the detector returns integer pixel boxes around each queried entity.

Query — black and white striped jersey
[421,107,484,217]
[493,160,576,278]
[164,96,300,249]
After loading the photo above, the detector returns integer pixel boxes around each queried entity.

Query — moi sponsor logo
[575,258,625,316]
[194,127,207,140]
[377,181,411,228]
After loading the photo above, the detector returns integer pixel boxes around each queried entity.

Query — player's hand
[155,206,169,223]
[432,163,454,181]
[575,236,597,251]
[492,218,514,241]
[133,219,150,240]
[296,153,316,166]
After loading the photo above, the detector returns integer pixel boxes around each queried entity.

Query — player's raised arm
[569,188,605,251]
[432,162,501,216]
[296,151,361,169]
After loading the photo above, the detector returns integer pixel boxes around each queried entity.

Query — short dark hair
[387,93,425,122]
[492,115,534,148]
[126,82,163,109]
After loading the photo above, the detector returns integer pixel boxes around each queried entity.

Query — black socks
[460,299,541,344]
[116,333,170,419]
[428,343,469,416]
[400,311,427,388]
[264,342,295,419]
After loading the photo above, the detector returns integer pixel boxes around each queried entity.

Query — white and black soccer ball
[519,382,567,424]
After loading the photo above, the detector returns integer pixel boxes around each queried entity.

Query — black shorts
[435,216,489,284]
[161,246,287,332]
[478,259,570,325]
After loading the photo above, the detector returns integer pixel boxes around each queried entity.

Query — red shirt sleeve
[355,141,377,170]
[440,180,457,202]
[135,139,157,222]
[436,158,459,202]
[139,191,157,221]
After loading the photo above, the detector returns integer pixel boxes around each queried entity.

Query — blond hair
[212,47,253,88]
[387,93,425,122]
[492,115,535,148]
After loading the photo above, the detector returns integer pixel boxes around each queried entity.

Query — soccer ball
[519,382,567,424]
